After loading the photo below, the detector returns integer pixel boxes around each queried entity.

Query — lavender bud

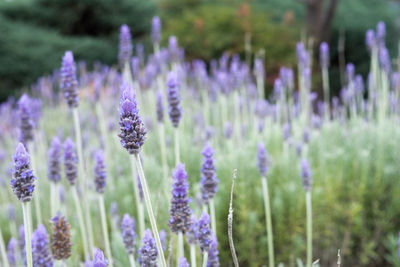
[319,42,329,69]
[151,16,161,44]
[296,142,302,157]
[63,138,78,186]
[119,25,133,67]
[207,234,220,267]
[121,214,136,255]
[224,122,233,139]
[48,137,62,183]
[253,58,264,78]
[178,257,189,267]
[257,142,269,177]
[118,83,147,155]
[200,143,219,203]
[59,185,65,204]
[51,214,72,260]
[273,79,283,100]
[355,75,365,95]
[169,36,179,62]
[300,159,312,192]
[94,150,107,194]
[18,94,34,145]
[92,248,109,267]
[379,47,391,73]
[32,224,54,267]
[156,90,164,123]
[7,238,17,266]
[366,29,375,50]
[346,63,355,82]
[167,72,182,128]
[169,163,192,234]
[10,143,36,202]
[138,229,158,267]
[186,214,198,245]
[197,212,211,253]
[60,51,79,108]
[376,21,386,45]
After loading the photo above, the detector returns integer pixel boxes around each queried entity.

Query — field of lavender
[0,17,400,267]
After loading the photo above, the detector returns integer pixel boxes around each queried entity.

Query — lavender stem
[177,231,184,266]
[261,176,275,267]
[202,252,208,267]
[128,254,136,267]
[0,228,10,267]
[71,186,90,260]
[174,128,180,165]
[22,202,33,267]
[209,199,217,236]
[130,156,145,238]
[190,244,196,267]
[306,191,312,267]
[99,195,113,267]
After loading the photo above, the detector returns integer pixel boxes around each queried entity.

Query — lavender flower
[169,36,179,62]
[283,123,291,141]
[10,143,36,202]
[156,90,164,123]
[186,214,198,245]
[224,122,233,139]
[169,163,192,233]
[253,58,264,78]
[200,143,219,203]
[92,248,109,267]
[300,159,312,192]
[60,51,79,108]
[376,21,386,45]
[167,72,182,127]
[48,137,62,183]
[178,257,189,267]
[366,29,375,50]
[51,214,72,260]
[319,42,329,69]
[118,84,147,155]
[119,25,133,67]
[7,238,17,266]
[379,47,391,73]
[18,94,34,145]
[94,150,107,194]
[207,234,220,267]
[18,225,26,261]
[197,212,211,253]
[63,138,78,186]
[32,224,54,267]
[138,229,158,267]
[159,230,167,251]
[257,142,269,177]
[346,63,355,82]
[151,16,161,44]
[121,214,136,255]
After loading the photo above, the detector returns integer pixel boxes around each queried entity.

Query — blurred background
[0,0,399,102]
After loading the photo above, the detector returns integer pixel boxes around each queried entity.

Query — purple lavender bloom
[94,150,107,194]
[376,21,386,45]
[119,25,133,67]
[379,47,391,73]
[253,58,264,78]
[319,42,329,69]
[366,29,375,50]
[63,138,78,186]
[169,36,179,62]
[18,94,34,145]
[346,63,355,82]
[178,257,189,267]
[32,224,54,267]
[300,159,312,192]
[392,72,399,91]
[186,214,198,245]
[7,238,17,266]
[296,142,302,157]
[257,142,269,177]
[59,185,65,204]
[121,214,136,255]
[138,229,158,267]
[355,75,365,95]
[60,51,79,108]
[156,90,164,123]
[118,83,147,155]
[200,143,219,203]
[280,67,294,90]
[131,57,140,80]
[273,79,283,100]
[283,123,291,141]
[169,163,192,233]
[48,137,62,183]
[159,229,167,251]
[296,42,309,69]
[224,122,233,139]
[167,72,182,128]
[92,248,108,267]
[207,234,220,267]
[197,212,211,253]
[151,16,161,44]
[10,143,36,202]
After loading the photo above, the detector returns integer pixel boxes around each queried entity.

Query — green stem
[28,142,42,226]
[130,156,145,238]
[202,252,208,267]
[72,187,90,261]
[174,128,180,165]
[261,177,275,267]
[134,153,167,267]
[209,199,217,236]
[158,123,169,190]
[190,244,196,267]
[177,231,184,266]
[99,195,113,267]
[0,227,10,267]
[22,202,33,267]
[50,182,56,216]
[128,254,136,267]
[306,191,312,267]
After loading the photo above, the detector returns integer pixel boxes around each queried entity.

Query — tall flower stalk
[167,72,182,165]
[0,228,10,267]
[121,214,137,267]
[197,212,211,267]
[301,159,313,267]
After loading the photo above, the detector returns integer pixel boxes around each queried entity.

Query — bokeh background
[0,0,399,102]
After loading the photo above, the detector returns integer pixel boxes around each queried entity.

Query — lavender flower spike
[51,214,72,260]
[300,159,312,192]
[159,229,167,251]
[10,143,36,202]
[156,90,164,123]
[7,238,17,266]
[167,72,182,128]
[94,150,107,194]
[121,214,136,255]
[257,142,269,177]
[207,234,220,267]
[169,163,192,233]
[178,257,190,267]
[138,229,158,267]
[200,143,219,203]
[92,248,109,267]
[32,224,54,267]
[48,137,62,183]
[319,42,329,69]
[118,83,147,154]
[197,212,212,253]
[151,16,161,44]
[119,25,133,67]
[63,138,78,186]
[186,214,198,245]
[60,51,79,108]
[18,94,34,145]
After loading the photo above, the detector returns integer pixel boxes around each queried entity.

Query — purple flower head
[167,72,182,127]
[32,224,54,267]
[207,234,220,267]
[138,229,158,267]
[151,16,161,44]
[118,83,147,154]
[59,185,65,204]
[366,29,376,50]
[303,68,311,90]
[355,75,365,95]
[346,63,355,82]
[186,214,198,245]
[300,158,312,192]
[63,138,78,186]
[169,163,192,233]
[253,58,264,78]
[379,47,391,73]
[121,214,136,255]
[7,238,17,266]
[296,142,302,157]
[178,257,190,267]
[156,90,164,123]
[10,143,36,202]
[376,21,386,45]
[91,248,108,267]
[169,36,179,62]
[60,51,79,108]
[319,42,329,69]
[131,57,140,80]
[257,142,269,177]
[280,67,294,90]
[224,122,233,139]
[159,229,167,251]
[296,42,309,69]
[18,94,35,145]
[200,143,219,203]
[392,72,400,91]
[48,137,62,183]
[94,150,107,193]
[119,25,133,67]
[197,212,211,253]
[50,214,72,260]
